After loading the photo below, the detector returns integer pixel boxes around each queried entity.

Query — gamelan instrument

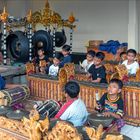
[36,99,60,118]
[88,112,114,128]
[0,85,30,106]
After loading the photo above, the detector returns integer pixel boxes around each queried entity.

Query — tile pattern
[121,124,140,140]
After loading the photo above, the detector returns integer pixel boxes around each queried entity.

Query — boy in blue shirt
[59,45,72,68]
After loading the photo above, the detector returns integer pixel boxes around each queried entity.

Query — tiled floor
[121,125,140,140]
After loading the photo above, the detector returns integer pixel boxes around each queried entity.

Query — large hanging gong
[6,31,29,62]
[55,29,66,47]
[32,30,53,57]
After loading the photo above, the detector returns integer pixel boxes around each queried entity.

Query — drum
[36,99,60,118]
[88,112,114,128]
[0,86,30,106]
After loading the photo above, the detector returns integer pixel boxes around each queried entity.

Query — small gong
[6,110,29,120]
[88,112,114,128]
[0,106,12,116]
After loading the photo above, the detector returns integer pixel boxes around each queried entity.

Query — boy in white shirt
[122,49,139,75]
[49,53,63,76]
[81,50,95,72]
[55,81,88,126]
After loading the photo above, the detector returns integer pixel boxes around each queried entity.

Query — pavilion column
[128,0,139,52]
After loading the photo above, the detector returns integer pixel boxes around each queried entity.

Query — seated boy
[88,52,107,83]
[35,48,49,65]
[35,48,49,73]
[96,79,124,131]
[81,50,95,72]
[48,53,63,76]
[119,52,127,64]
[122,49,139,75]
[59,45,72,68]
[55,81,88,127]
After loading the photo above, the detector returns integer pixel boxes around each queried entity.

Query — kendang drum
[36,99,60,118]
[0,85,30,106]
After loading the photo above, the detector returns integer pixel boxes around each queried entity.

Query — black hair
[64,81,80,98]
[37,47,44,52]
[87,50,96,57]
[120,51,126,57]
[127,49,137,57]
[109,78,123,89]
[62,45,71,52]
[54,52,63,61]
[95,52,105,61]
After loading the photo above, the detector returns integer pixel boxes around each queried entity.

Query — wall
[2,0,129,52]
[137,0,140,52]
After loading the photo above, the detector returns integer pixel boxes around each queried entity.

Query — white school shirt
[122,60,139,75]
[60,98,88,127]
[81,59,94,72]
[49,64,59,76]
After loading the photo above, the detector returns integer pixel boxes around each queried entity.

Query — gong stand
[0,7,8,65]
[53,24,57,57]
[28,23,33,61]
[3,22,7,65]
[48,26,51,35]
[26,10,33,62]
[69,25,73,53]
[45,26,51,34]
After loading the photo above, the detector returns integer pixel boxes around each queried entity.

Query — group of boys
[35,44,72,76]
[53,79,124,132]
[0,44,139,132]
[81,48,139,83]
[31,45,140,132]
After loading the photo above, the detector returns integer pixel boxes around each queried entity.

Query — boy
[88,52,107,83]
[35,48,49,73]
[119,52,127,64]
[48,53,63,76]
[59,45,72,68]
[96,79,124,131]
[122,49,139,75]
[55,81,88,127]
[35,48,49,65]
[81,50,95,72]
